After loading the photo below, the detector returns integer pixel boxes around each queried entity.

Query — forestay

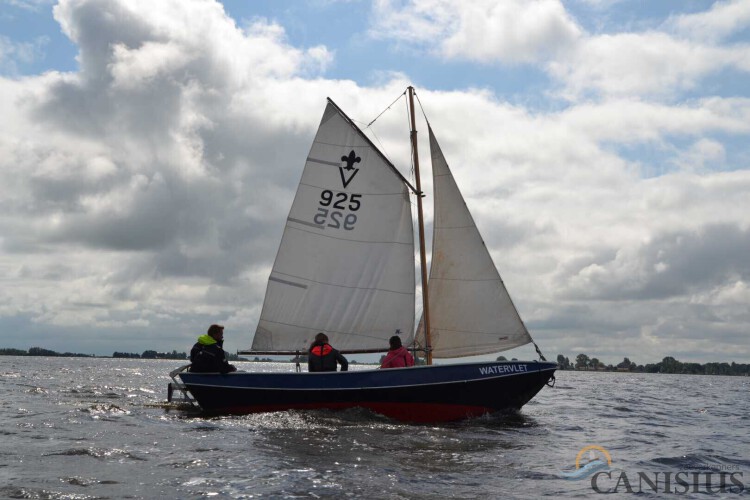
[418,127,532,358]
[253,101,415,353]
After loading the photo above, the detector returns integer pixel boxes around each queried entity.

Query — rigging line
[365,90,407,129]
[532,340,547,361]
[367,126,393,167]
[414,90,431,128]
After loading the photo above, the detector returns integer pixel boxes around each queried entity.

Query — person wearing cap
[189,324,237,373]
[380,335,414,369]
[308,332,348,372]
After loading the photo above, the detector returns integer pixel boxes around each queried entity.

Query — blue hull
[179,360,556,423]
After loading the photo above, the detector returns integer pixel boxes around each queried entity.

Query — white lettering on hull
[479,364,528,375]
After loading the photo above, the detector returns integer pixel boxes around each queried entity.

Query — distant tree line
[556,354,750,376]
[113,350,188,360]
[0,347,94,357]
[3,346,743,374]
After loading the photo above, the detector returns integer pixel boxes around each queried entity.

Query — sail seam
[286,224,412,246]
[298,181,405,197]
[259,318,409,341]
[313,140,374,149]
[431,326,526,336]
[271,271,414,295]
[428,277,502,282]
[435,225,475,229]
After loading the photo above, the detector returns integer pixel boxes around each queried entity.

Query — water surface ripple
[1,357,748,498]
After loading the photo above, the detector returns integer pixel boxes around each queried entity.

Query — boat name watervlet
[479,364,528,375]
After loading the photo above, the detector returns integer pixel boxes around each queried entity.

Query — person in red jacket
[380,335,414,369]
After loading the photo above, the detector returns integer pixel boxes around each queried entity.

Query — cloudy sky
[1,0,748,364]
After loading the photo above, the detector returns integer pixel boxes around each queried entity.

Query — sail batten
[269,272,416,295]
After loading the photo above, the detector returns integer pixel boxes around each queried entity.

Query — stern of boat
[167,364,197,406]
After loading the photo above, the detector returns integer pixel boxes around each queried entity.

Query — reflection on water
[0,356,748,498]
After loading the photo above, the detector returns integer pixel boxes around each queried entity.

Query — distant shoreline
[1,347,748,375]
[551,354,749,376]
[0,347,371,364]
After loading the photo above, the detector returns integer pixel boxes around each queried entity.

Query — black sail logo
[339,150,361,188]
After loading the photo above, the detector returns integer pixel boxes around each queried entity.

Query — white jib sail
[421,127,532,358]
[253,102,415,353]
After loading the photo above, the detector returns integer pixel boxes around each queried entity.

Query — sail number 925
[314,190,361,230]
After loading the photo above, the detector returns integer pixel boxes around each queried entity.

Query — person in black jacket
[189,324,237,373]
[308,332,348,372]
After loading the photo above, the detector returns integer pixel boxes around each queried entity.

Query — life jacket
[310,344,333,357]
[308,342,347,372]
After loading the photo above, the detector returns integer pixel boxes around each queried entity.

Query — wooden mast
[408,86,433,365]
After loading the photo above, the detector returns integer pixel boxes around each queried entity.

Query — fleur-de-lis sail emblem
[339,150,361,188]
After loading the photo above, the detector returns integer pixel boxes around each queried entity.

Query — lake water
[1,356,748,499]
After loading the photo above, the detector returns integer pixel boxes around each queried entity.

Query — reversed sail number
[314,190,361,230]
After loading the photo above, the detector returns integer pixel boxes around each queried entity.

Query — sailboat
[173,87,556,423]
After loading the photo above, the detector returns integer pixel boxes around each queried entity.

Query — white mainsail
[253,101,415,353]
[418,127,532,358]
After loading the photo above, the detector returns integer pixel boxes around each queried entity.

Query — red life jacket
[310,344,333,357]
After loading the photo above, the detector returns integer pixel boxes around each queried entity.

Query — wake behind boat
[172,87,556,422]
